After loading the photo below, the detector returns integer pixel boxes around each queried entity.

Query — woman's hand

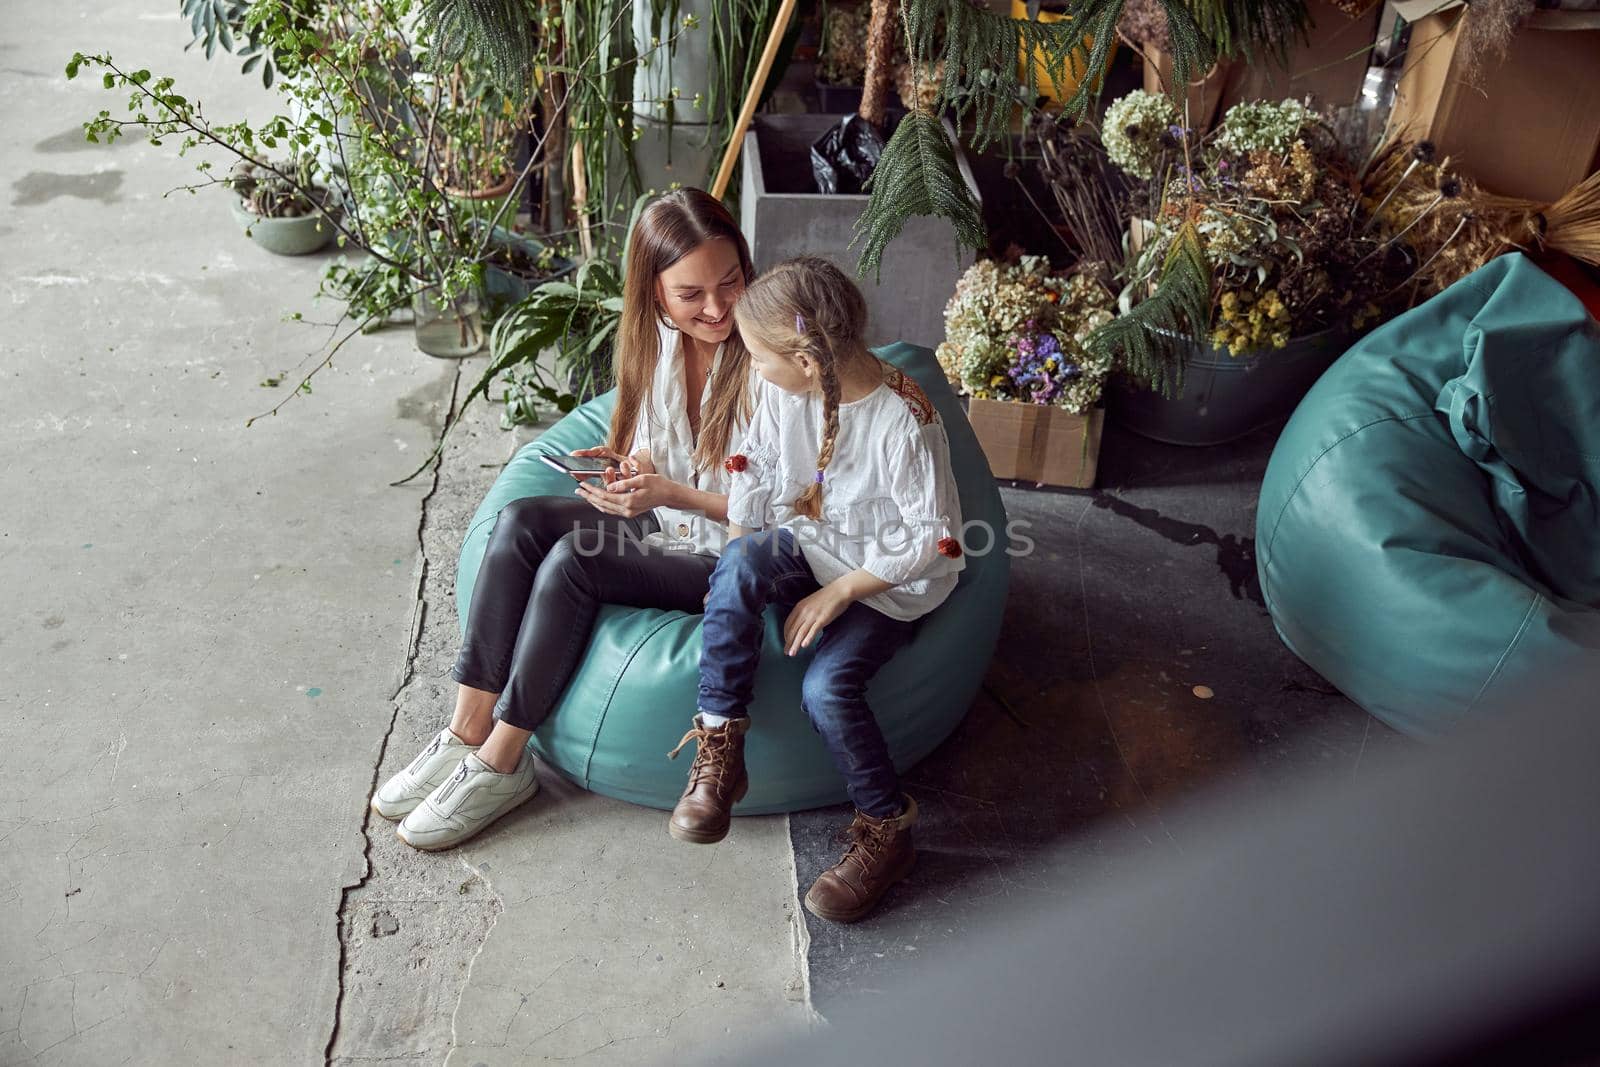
[570,445,635,483]
[575,473,682,518]
[783,585,851,656]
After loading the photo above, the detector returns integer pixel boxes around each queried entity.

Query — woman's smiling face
[656,238,745,346]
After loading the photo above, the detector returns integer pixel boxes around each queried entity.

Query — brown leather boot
[804,795,918,923]
[666,714,750,844]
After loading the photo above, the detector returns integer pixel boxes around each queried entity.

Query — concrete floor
[1,6,807,1064]
[328,381,809,1066]
[2,5,1405,1064]
[792,420,1406,1005]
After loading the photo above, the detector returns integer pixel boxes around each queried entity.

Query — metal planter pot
[1109,327,1354,447]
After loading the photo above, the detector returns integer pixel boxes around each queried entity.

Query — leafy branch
[1086,218,1211,396]
[416,0,540,95]
[854,110,984,280]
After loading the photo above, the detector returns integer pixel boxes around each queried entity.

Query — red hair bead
[724,454,749,474]
[937,537,963,558]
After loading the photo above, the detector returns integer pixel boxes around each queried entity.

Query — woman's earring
[657,307,679,331]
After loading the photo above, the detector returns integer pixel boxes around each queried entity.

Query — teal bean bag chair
[457,343,1010,812]
[1257,254,1600,740]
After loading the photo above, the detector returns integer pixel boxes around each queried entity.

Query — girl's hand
[783,586,850,656]
[575,473,681,518]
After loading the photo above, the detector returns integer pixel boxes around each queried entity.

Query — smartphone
[541,453,612,488]
[540,454,613,475]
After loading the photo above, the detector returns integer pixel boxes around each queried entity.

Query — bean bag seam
[1464,590,1544,720]
[1259,412,1438,598]
[580,610,688,787]
[461,513,497,551]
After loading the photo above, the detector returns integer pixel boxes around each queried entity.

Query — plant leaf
[852,112,984,282]
[1086,220,1212,397]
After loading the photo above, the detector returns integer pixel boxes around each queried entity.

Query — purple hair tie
[814,469,825,484]
[795,313,806,333]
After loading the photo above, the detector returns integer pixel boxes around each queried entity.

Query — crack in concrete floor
[327,354,812,1065]
[325,360,466,1064]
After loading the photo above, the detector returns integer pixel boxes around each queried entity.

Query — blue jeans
[697,528,914,818]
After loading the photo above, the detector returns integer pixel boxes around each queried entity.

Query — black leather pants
[452,495,718,730]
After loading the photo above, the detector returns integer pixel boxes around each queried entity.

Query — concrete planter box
[740,113,980,349]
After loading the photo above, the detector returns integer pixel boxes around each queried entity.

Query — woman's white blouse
[726,363,965,622]
[628,319,749,556]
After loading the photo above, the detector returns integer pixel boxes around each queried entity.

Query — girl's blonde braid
[732,256,870,522]
[795,341,842,520]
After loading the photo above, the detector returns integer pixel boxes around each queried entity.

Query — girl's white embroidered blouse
[726,363,965,622]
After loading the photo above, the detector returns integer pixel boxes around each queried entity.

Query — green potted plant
[477,224,577,319]
[937,256,1116,487]
[429,64,520,224]
[1078,92,1410,445]
[225,154,341,255]
[846,0,1318,282]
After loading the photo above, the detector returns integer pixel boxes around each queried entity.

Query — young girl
[666,256,965,924]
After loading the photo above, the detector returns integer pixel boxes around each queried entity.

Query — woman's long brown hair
[731,256,870,520]
[606,188,755,474]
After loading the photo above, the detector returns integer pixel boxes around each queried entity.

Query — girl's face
[656,239,745,348]
[744,332,815,394]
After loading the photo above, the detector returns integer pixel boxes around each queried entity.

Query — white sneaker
[370,728,481,821]
[396,750,540,851]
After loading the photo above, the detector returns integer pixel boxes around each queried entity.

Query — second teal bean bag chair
[457,343,1010,812]
[1256,254,1600,740]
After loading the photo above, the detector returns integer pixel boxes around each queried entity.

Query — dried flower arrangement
[1117,0,1172,53]
[817,1,872,87]
[937,256,1116,415]
[894,58,945,113]
[1457,0,1537,81]
[1079,90,1411,391]
[1025,110,1128,270]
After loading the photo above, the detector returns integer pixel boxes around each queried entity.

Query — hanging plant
[179,0,320,88]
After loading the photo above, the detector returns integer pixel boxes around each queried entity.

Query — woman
[373,188,756,851]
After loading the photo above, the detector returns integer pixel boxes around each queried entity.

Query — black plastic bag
[809,114,885,195]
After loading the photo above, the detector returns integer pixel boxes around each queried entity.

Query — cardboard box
[967,398,1104,488]
[1385,7,1600,203]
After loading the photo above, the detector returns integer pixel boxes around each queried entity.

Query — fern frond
[1086,221,1211,398]
[1152,0,1214,92]
[1185,0,1311,65]
[852,111,985,282]
[416,0,538,94]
